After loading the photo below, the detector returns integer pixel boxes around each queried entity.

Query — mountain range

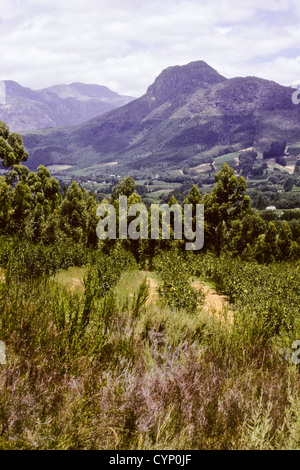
[19,61,300,174]
[0,80,134,132]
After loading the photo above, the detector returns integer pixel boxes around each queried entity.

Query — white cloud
[0,0,300,96]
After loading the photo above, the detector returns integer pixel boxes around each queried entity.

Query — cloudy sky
[1,0,300,97]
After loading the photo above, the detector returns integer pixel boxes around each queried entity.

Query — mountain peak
[42,82,121,100]
[0,80,135,131]
[147,60,226,105]
[3,80,39,100]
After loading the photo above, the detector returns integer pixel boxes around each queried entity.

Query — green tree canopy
[110,175,135,200]
[204,163,250,253]
[0,121,28,168]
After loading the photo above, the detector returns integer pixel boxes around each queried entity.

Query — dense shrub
[153,249,204,314]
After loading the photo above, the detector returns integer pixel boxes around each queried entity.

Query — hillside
[0,80,134,132]
[21,60,300,175]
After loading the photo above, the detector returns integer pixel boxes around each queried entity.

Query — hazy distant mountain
[22,60,300,172]
[0,80,134,131]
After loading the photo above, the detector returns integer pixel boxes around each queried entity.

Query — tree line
[0,121,299,269]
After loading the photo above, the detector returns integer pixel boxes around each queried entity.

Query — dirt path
[192,280,234,324]
[52,267,234,324]
[139,271,160,304]
[69,278,84,292]
[142,271,234,324]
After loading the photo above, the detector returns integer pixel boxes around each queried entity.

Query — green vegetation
[0,121,300,450]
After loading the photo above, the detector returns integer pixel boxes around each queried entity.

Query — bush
[154,249,204,314]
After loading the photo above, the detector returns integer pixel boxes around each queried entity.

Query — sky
[1,0,300,97]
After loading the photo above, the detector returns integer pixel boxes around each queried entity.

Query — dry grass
[0,263,300,449]
[139,271,159,305]
[192,280,234,324]
[53,266,86,292]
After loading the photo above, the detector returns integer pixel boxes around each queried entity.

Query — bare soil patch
[192,280,234,324]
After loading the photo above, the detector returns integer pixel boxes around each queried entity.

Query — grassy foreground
[0,250,300,450]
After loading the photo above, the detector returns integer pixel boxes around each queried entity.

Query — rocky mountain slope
[0,80,134,132]
[21,60,300,172]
